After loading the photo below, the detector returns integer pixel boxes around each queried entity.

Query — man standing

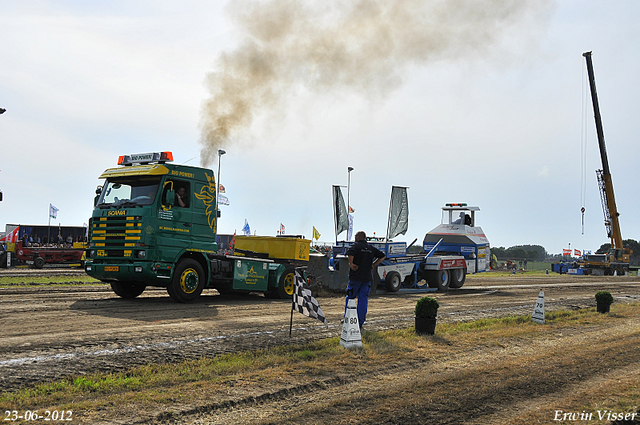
[345,231,386,329]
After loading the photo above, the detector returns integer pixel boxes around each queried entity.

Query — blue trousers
[344,279,371,326]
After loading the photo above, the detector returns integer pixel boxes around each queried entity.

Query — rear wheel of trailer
[275,266,296,299]
[384,271,402,292]
[427,269,450,291]
[449,268,466,288]
[34,256,45,269]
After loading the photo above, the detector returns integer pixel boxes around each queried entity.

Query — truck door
[191,180,217,251]
[158,179,193,258]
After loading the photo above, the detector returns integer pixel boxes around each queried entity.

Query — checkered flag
[292,270,328,326]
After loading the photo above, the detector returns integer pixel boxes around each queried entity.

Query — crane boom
[551,52,630,276]
[582,51,623,249]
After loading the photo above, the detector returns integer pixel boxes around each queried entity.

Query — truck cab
[85,151,220,301]
[85,152,308,302]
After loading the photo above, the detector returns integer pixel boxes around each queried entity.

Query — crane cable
[580,63,588,235]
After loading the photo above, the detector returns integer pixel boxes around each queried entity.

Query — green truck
[85,151,309,302]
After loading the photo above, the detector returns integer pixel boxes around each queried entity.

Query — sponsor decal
[159,226,190,233]
[170,170,195,178]
[158,210,173,220]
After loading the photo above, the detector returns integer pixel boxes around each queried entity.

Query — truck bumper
[85,260,173,286]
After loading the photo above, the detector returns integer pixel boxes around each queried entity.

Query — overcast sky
[1,0,638,255]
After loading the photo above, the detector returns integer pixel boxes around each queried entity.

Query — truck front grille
[89,216,142,260]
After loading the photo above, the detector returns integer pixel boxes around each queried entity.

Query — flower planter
[596,302,611,314]
[415,316,437,335]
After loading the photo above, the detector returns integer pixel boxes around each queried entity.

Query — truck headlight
[137,250,146,259]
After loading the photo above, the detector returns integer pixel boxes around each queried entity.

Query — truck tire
[168,259,205,303]
[276,267,296,299]
[111,281,146,299]
[427,270,450,291]
[384,271,402,292]
[449,268,466,288]
[34,257,45,269]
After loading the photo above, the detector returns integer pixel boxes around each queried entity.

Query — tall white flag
[49,204,59,219]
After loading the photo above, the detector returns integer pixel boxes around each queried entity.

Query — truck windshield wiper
[117,201,139,208]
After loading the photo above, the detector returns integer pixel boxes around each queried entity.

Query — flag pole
[47,204,51,246]
[289,300,294,337]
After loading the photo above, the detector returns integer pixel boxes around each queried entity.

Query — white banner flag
[49,204,59,219]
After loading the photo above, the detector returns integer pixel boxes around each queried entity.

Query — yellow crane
[582,51,631,275]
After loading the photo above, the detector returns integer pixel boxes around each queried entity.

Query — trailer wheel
[385,271,402,292]
[168,259,205,302]
[276,267,296,299]
[34,257,45,269]
[111,281,146,299]
[449,268,466,288]
[427,270,450,291]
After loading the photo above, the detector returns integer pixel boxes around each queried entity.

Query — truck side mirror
[165,189,176,206]
[93,186,102,207]
[217,210,221,218]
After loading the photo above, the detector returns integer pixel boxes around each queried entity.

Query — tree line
[491,239,639,265]
[491,245,546,261]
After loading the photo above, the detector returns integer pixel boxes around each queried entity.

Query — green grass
[0,275,102,286]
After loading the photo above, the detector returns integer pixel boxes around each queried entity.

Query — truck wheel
[168,259,205,303]
[111,281,146,299]
[427,270,450,291]
[449,268,466,288]
[385,271,402,292]
[276,267,296,299]
[34,257,45,269]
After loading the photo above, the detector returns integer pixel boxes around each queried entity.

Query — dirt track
[0,272,638,391]
[1,272,640,424]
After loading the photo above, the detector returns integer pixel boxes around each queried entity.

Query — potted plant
[595,291,613,313]
[415,296,439,335]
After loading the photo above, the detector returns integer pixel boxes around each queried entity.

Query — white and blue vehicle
[376,203,490,292]
[332,186,490,292]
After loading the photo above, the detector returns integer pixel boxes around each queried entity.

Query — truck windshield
[97,177,161,207]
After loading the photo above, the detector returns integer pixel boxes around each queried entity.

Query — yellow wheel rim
[180,267,199,294]
[283,273,294,296]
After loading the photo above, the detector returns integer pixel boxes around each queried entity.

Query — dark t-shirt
[346,240,385,282]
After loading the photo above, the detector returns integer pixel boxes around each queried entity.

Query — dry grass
[1,303,639,424]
